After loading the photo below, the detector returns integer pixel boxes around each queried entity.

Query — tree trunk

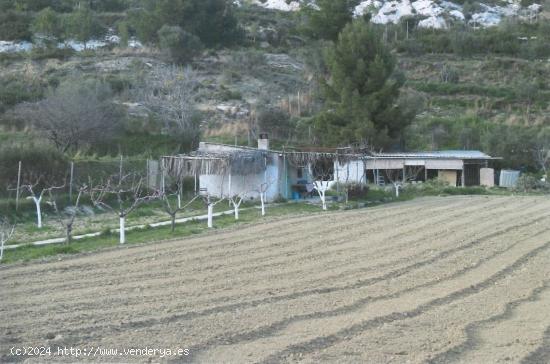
[207,204,213,228]
[171,214,176,233]
[0,235,5,261]
[119,216,126,244]
[260,193,266,216]
[66,225,72,245]
[395,185,400,198]
[234,204,240,220]
[34,197,42,228]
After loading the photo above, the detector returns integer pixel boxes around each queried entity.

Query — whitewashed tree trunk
[313,181,329,211]
[394,184,400,198]
[260,193,266,216]
[230,198,242,220]
[119,216,126,244]
[33,197,43,228]
[207,204,214,228]
[0,233,5,261]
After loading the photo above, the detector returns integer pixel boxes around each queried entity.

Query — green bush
[29,47,74,61]
[219,85,242,101]
[0,11,32,41]
[0,75,44,112]
[158,25,203,64]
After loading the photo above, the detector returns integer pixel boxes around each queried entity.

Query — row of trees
[0,171,278,260]
[1,0,243,62]
[0,6,105,46]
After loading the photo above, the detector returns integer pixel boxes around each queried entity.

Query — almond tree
[19,180,65,228]
[47,185,88,244]
[90,173,160,244]
[228,192,247,220]
[200,189,226,229]
[313,181,331,211]
[386,166,424,197]
[0,217,15,261]
[227,175,255,220]
[162,191,200,232]
[256,177,277,217]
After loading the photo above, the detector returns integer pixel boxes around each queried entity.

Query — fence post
[15,161,22,211]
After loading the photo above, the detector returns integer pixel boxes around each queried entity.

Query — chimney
[258,133,269,150]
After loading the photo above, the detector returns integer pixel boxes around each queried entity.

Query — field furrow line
[257,239,550,363]
[426,280,550,364]
[0,196,476,284]
[0,197,519,300]
[0,198,537,315]
[4,207,548,345]
[184,223,550,362]
[521,324,550,364]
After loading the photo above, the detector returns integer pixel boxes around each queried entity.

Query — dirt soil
[1,195,550,363]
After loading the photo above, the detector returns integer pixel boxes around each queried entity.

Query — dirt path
[1,195,550,363]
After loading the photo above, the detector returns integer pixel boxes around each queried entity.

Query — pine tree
[314,20,413,148]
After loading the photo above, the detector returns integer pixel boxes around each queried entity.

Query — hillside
[0,0,549,171]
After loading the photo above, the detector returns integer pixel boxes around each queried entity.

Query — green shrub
[0,75,44,111]
[219,85,242,101]
[29,47,74,61]
[0,11,32,41]
[158,25,203,64]
[515,174,550,192]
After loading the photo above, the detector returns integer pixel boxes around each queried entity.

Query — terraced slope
[1,196,550,363]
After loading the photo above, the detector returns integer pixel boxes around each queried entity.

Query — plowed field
[1,196,550,363]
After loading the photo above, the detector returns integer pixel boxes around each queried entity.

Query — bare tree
[162,191,200,232]
[227,174,256,220]
[199,189,226,229]
[313,181,330,211]
[14,78,122,153]
[138,65,201,147]
[534,131,550,178]
[90,173,160,244]
[535,147,550,178]
[0,217,15,261]
[47,185,88,244]
[256,178,277,217]
[18,180,65,228]
[386,166,424,197]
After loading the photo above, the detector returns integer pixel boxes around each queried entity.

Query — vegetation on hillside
[0,0,549,173]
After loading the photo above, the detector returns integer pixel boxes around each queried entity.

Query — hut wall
[425,159,464,170]
[199,153,281,202]
[480,168,495,187]
[365,159,405,170]
[438,170,458,187]
[334,160,365,184]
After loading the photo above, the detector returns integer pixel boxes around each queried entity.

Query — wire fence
[0,158,160,201]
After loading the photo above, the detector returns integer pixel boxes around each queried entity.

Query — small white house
[162,137,498,201]
[162,136,361,202]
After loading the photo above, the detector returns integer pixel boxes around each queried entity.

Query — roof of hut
[162,149,269,177]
